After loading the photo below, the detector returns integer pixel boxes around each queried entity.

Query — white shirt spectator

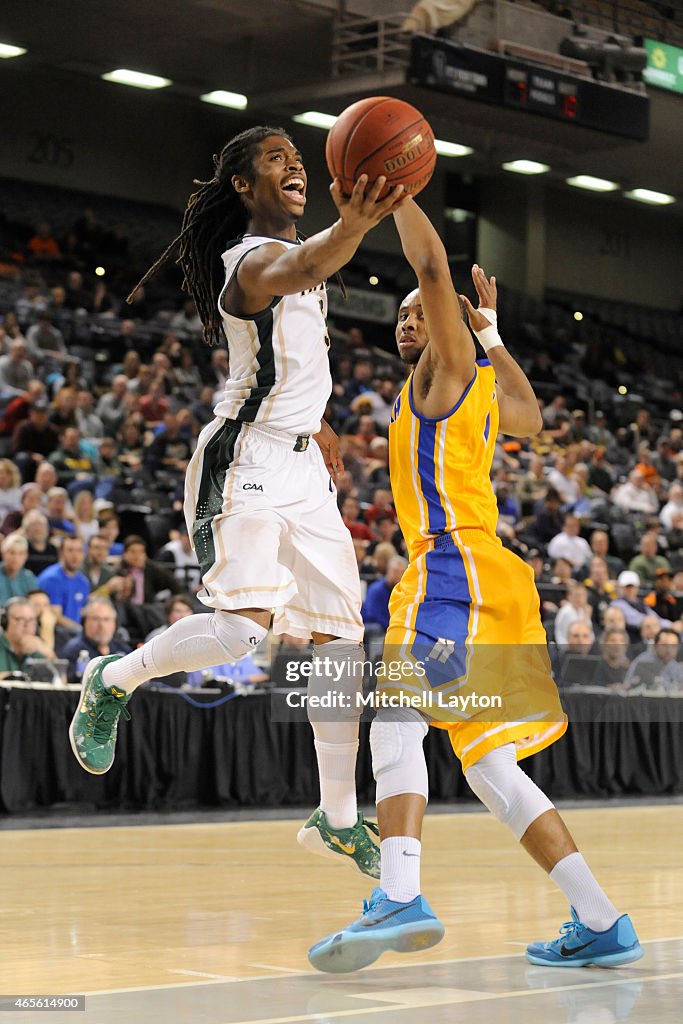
[553,602,593,647]
[613,472,659,515]
[659,484,683,530]
[547,530,592,569]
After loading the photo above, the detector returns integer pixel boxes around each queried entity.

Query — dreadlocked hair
[127,125,293,347]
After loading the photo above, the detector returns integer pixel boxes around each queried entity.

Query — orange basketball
[325,96,436,199]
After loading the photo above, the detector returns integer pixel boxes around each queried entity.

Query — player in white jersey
[69,125,407,877]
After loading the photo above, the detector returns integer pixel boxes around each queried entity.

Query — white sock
[315,739,359,829]
[102,613,267,693]
[308,639,364,829]
[549,852,620,931]
[380,836,421,903]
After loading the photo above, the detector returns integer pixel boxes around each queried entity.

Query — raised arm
[392,198,475,377]
[461,266,543,437]
[230,177,406,314]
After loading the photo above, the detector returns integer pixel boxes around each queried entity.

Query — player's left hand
[461,264,497,332]
[313,419,344,482]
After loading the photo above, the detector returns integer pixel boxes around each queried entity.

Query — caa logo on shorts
[243,482,264,491]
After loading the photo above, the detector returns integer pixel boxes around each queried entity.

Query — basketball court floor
[1,805,680,1022]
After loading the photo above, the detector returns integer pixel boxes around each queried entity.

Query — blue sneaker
[308,887,444,974]
[526,907,643,967]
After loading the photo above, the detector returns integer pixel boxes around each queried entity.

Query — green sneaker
[297,808,380,879]
[68,655,131,775]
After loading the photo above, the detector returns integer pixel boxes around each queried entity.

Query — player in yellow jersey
[308,197,642,973]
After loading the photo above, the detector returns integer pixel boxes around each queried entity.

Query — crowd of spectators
[1,196,683,694]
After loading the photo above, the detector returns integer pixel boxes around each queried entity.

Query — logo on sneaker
[559,938,597,957]
[359,905,410,928]
[325,832,356,856]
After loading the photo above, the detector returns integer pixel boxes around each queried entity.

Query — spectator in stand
[626,408,655,454]
[0,379,45,440]
[516,455,547,515]
[361,556,408,633]
[210,348,229,396]
[0,597,55,678]
[118,535,178,605]
[45,487,76,538]
[551,557,574,589]
[363,487,396,527]
[190,385,216,428]
[364,437,391,488]
[158,525,201,591]
[175,347,204,401]
[583,556,617,621]
[653,437,677,483]
[170,298,202,338]
[21,510,58,575]
[12,398,60,479]
[660,482,683,531]
[15,283,48,323]
[82,533,118,593]
[594,628,630,687]
[587,446,614,495]
[34,461,58,504]
[630,614,665,658]
[644,568,683,624]
[37,534,90,630]
[553,582,593,646]
[602,605,627,637]
[49,388,78,432]
[25,589,58,656]
[623,628,683,694]
[27,222,61,262]
[554,620,596,685]
[587,410,614,449]
[371,541,400,577]
[610,571,662,645]
[0,339,33,396]
[25,313,67,366]
[613,469,658,516]
[628,531,672,587]
[90,278,116,316]
[546,452,579,506]
[666,510,683,557]
[0,483,42,535]
[547,513,592,570]
[75,390,104,441]
[96,375,129,437]
[528,350,556,384]
[0,460,22,518]
[48,427,100,490]
[0,533,39,603]
[633,444,658,488]
[533,488,564,545]
[341,495,374,542]
[98,511,123,556]
[345,357,374,403]
[587,528,624,579]
[144,411,191,481]
[139,378,169,425]
[71,489,99,544]
[61,597,130,684]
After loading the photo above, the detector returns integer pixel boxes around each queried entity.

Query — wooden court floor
[0,804,680,1021]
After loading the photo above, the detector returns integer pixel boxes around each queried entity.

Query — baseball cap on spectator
[618,570,640,588]
[32,398,49,411]
[655,567,673,578]
[670,409,683,422]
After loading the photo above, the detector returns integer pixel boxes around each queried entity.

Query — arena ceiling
[2,0,683,204]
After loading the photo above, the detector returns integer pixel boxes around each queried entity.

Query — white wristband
[478,307,497,326]
[474,324,504,353]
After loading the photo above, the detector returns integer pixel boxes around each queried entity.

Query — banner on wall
[643,39,683,94]
[327,285,398,324]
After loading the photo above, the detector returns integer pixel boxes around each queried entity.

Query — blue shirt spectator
[361,557,408,632]
[37,536,90,627]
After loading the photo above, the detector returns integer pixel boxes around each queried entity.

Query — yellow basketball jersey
[389,359,499,557]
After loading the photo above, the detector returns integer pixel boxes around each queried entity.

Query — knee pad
[371,708,429,804]
[213,609,267,661]
[465,743,554,840]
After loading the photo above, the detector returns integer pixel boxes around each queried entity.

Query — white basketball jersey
[214,234,332,435]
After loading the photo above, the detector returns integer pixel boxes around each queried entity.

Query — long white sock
[314,739,359,829]
[308,639,364,829]
[549,852,620,931]
[380,836,421,903]
[102,612,267,693]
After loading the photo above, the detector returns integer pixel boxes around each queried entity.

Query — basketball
[325,96,436,199]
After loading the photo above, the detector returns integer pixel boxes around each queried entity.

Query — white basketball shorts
[184,417,364,642]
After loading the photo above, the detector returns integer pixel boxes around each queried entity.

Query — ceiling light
[434,140,473,157]
[368,275,379,286]
[566,174,618,192]
[502,160,550,175]
[618,385,628,395]
[574,311,583,321]
[0,43,26,58]
[200,90,247,110]
[624,188,675,206]
[293,111,338,129]
[101,69,171,90]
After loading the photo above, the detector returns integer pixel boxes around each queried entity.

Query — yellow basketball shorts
[379,528,567,772]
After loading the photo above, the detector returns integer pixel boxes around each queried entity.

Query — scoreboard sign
[410,36,649,141]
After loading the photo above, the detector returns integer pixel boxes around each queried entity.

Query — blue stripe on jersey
[483,412,491,443]
[412,543,471,688]
[476,358,492,367]
[416,419,447,533]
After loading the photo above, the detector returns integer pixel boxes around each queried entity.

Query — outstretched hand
[330,175,410,234]
[460,264,497,333]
